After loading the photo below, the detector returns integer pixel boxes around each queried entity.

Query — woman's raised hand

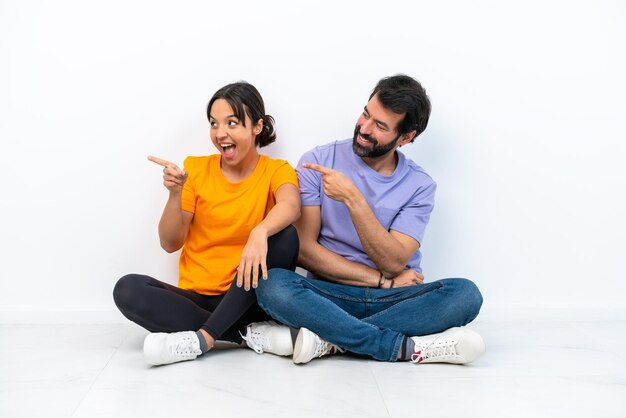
[148,156,188,193]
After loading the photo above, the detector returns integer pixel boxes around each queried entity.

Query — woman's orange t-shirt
[179,154,298,295]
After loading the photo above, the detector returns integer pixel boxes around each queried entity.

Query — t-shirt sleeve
[181,156,196,214]
[390,181,437,246]
[296,150,322,206]
[269,160,299,194]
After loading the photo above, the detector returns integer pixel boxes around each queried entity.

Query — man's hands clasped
[391,269,424,287]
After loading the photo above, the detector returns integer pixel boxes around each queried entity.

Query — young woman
[113,82,300,366]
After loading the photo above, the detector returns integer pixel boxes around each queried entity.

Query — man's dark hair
[369,74,431,142]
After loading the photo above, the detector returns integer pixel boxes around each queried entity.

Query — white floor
[1,318,625,418]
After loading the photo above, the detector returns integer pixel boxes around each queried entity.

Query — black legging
[113,225,298,343]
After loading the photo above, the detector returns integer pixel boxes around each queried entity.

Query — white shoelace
[170,335,201,357]
[313,339,345,358]
[241,327,267,354]
[410,336,458,363]
[314,341,333,357]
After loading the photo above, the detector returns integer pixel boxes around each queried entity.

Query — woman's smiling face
[209,98,262,169]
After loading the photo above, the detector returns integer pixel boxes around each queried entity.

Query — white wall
[1,0,625,322]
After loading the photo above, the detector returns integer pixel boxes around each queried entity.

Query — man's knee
[452,278,483,322]
[256,268,299,309]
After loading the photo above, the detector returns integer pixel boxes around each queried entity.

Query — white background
[1,0,624,322]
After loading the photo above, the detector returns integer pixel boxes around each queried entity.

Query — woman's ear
[253,118,263,135]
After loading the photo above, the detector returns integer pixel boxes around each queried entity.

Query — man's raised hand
[302,162,359,204]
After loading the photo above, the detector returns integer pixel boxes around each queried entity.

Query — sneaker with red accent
[293,327,345,364]
[409,327,485,364]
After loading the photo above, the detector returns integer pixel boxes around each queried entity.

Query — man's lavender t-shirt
[297,139,437,275]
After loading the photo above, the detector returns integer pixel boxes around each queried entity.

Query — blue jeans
[255,268,483,362]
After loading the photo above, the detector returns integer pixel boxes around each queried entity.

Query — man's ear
[399,130,417,146]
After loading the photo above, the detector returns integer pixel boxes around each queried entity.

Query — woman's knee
[113,274,148,310]
[267,225,299,271]
[272,224,298,245]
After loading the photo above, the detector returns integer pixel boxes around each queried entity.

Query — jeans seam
[365,281,447,323]
[370,281,444,303]
[302,279,368,303]
[391,333,404,362]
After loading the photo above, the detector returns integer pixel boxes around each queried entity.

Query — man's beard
[352,125,400,158]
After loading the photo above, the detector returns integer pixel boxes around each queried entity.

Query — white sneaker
[242,321,293,356]
[143,331,202,366]
[409,327,485,364]
[293,327,345,364]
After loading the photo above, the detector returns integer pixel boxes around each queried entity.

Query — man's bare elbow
[297,243,315,269]
[381,260,407,279]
